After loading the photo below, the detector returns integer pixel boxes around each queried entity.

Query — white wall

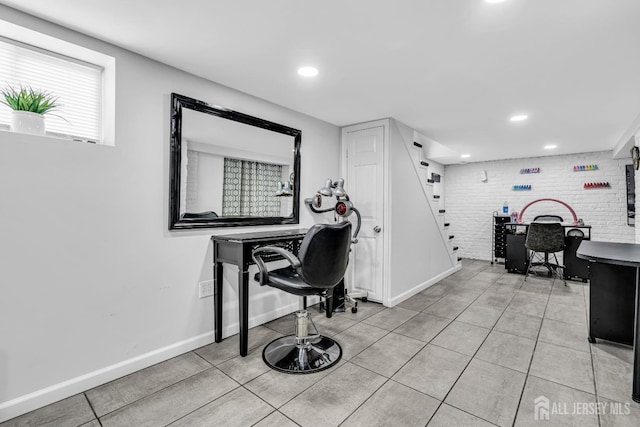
[0,6,341,421]
[444,151,634,261]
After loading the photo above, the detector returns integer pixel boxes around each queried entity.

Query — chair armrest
[251,246,302,285]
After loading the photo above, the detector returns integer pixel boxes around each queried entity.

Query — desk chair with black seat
[252,221,352,374]
[524,222,566,284]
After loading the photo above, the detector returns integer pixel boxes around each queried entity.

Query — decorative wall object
[431,172,441,182]
[520,168,540,174]
[512,184,531,191]
[573,164,598,171]
[583,182,610,189]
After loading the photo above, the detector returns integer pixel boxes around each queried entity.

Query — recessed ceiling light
[297,66,318,77]
[461,154,471,158]
[510,114,528,122]
[544,144,557,150]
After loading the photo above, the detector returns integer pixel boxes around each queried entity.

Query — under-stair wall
[386,119,460,306]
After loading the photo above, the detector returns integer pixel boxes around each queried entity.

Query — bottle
[503,201,508,214]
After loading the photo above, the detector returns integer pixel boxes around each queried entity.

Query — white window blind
[0,37,103,142]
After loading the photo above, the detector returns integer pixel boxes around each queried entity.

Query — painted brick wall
[444,150,635,261]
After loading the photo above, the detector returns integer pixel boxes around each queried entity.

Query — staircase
[406,137,461,266]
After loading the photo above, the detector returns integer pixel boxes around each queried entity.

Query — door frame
[341,119,392,306]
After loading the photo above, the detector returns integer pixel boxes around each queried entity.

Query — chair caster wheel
[351,307,357,313]
[361,297,368,303]
[319,302,325,310]
[588,336,596,344]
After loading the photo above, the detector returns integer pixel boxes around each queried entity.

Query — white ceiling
[2,0,639,164]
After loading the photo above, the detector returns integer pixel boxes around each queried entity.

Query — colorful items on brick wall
[573,165,598,171]
[512,184,531,191]
[520,168,540,174]
[583,182,610,189]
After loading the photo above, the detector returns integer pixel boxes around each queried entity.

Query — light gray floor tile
[457,303,504,329]
[79,420,101,427]
[253,411,299,427]
[427,403,496,427]
[529,341,594,394]
[598,397,640,427]
[475,330,536,373]
[445,359,526,427]
[442,286,484,303]
[334,300,386,321]
[393,312,452,343]
[538,317,590,353]
[280,362,386,427]
[169,387,273,427]
[351,332,425,377]
[420,283,452,298]
[0,394,95,427]
[310,310,358,337]
[333,321,389,360]
[592,344,638,405]
[195,325,281,365]
[472,271,503,285]
[86,352,212,417]
[431,321,490,356]
[342,380,440,427]
[397,293,442,311]
[519,277,553,295]
[361,306,418,330]
[514,375,598,427]
[474,290,514,310]
[505,292,548,318]
[392,344,470,400]
[216,343,273,385]
[99,368,238,427]
[544,300,587,326]
[494,311,542,340]
[423,295,471,319]
[244,361,338,408]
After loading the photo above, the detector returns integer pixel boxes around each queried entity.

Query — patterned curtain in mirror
[222,158,282,216]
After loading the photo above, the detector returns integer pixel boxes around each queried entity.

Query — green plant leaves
[1,85,60,115]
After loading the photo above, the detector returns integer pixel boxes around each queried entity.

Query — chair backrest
[525,222,565,253]
[533,214,563,223]
[296,222,352,289]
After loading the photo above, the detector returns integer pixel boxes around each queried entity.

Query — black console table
[577,240,640,403]
[211,229,308,357]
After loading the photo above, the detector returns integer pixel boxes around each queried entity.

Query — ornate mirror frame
[169,93,301,230]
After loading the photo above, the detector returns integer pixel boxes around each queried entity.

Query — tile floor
[3,259,640,426]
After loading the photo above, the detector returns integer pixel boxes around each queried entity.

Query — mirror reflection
[169,93,301,229]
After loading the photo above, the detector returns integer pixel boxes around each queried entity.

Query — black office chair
[524,222,566,284]
[252,222,352,374]
[533,214,563,222]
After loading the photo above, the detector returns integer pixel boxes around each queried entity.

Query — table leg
[633,267,640,403]
[213,261,223,343]
[239,266,249,357]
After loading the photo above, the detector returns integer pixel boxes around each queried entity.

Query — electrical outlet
[198,280,214,298]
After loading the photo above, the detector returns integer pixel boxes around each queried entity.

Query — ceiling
[2,0,639,164]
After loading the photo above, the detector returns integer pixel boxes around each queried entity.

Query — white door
[344,124,385,303]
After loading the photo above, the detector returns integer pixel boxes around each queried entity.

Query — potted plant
[1,85,61,135]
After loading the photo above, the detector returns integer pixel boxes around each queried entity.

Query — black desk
[211,229,307,356]
[504,223,591,279]
[577,240,640,403]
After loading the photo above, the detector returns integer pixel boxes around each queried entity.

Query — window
[0,20,114,144]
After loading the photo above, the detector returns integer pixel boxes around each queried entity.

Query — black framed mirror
[169,93,301,229]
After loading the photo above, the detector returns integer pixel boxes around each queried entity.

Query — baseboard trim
[387,264,461,307]
[0,299,303,423]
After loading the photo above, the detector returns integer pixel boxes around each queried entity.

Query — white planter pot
[11,111,45,135]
